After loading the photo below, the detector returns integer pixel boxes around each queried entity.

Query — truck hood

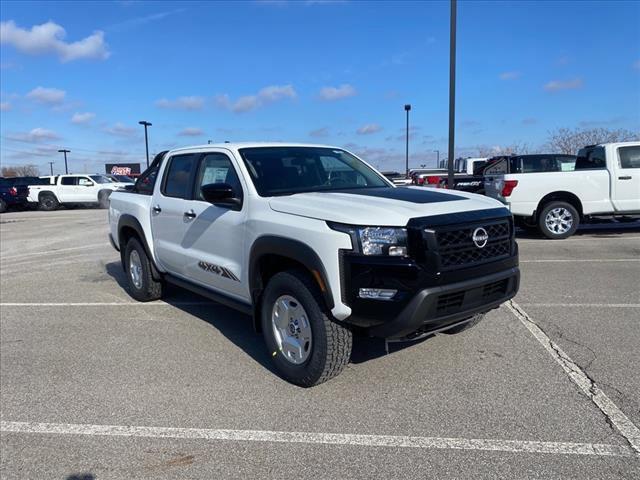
[268,187,505,226]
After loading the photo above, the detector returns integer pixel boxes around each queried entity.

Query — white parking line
[0,420,633,457]
[0,243,108,260]
[507,301,640,455]
[520,303,640,308]
[520,259,640,263]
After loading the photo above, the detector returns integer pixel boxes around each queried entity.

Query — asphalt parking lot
[1,209,639,479]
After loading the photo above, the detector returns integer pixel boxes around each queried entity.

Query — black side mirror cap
[201,183,242,210]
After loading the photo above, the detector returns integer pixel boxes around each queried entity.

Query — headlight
[357,227,407,256]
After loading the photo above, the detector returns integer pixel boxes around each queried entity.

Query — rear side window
[135,164,160,195]
[575,147,607,170]
[60,177,77,185]
[618,146,640,169]
[162,154,198,198]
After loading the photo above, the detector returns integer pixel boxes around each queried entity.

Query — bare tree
[546,127,639,155]
[0,164,40,177]
[477,142,531,157]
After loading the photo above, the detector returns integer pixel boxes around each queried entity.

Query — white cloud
[6,127,60,143]
[215,84,296,113]
[103,122,137,137]
[356,124,382,135]
[0,20,110,62]
[71,112,95,124]
[26,86,66,105]
[499,71,520,80]
[178,127,204,136]
[156,96,205,110]
[309,127,329,138]
[319,84,356,101]
[0,102,11,111]
[544,78,583,92]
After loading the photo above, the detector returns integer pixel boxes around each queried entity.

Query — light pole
[447,0,457,189]
[404,104,411,177]
[433,149,440,167]
[48,161,54,175]
[138,121,152,168]
[58,149,70,174]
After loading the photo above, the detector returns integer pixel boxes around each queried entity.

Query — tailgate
[483,158,509,201]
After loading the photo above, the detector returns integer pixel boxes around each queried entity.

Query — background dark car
[0,177,31,213]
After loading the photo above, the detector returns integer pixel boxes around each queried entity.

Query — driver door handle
[618,176,632,180]
[184,209,197,219]
[152,205,162,213]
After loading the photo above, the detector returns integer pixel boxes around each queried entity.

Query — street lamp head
[58,149,70,153]
[404,104,412,111]
[139,121,152,127]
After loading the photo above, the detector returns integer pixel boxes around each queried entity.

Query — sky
[1,0,639,174]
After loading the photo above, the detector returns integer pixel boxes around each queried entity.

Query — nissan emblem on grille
[472,227,489,248]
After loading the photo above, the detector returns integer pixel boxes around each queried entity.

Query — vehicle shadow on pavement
[105,261,423,371]
[66,474,94,480]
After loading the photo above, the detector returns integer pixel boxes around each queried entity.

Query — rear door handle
[618,176,632,180]
[184,209,197,219]
[152,205,162,213]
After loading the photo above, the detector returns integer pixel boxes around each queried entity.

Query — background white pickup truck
[28,174,121,210]
[484,142,640,238]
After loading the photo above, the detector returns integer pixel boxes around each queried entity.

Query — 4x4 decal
[197,261,240,282]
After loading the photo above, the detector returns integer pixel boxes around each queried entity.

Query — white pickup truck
[28,174,121,210]
[108,143,520,386]
[484,142,640,238]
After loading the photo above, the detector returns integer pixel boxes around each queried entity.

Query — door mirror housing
[200,183,242,209]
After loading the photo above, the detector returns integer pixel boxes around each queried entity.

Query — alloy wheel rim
[271,295,312,365]
[545,207,573,234]
[129,250,143,289]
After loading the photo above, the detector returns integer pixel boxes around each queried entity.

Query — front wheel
[0,199,6,213]
[538,201,579,239]
[261,270,352,387]
[124,237,163,301]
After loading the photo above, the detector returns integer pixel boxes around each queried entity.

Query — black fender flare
[117,214,162,281]
[249,236,335,312]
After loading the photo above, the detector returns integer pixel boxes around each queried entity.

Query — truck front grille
[433,220,512,270]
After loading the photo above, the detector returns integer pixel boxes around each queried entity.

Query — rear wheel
[38,194,59,211]
[261,270,352,387]
[124,237,163,301]
[538,201,579,239]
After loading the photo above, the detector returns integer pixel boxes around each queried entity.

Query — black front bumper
[366,267,519,339]
[338,208,520,339]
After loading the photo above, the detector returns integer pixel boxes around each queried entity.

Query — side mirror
[200,183,242,209]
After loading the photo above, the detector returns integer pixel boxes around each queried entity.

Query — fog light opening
[358,288,397,301]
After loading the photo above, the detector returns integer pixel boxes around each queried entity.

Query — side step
[165,274,253,316]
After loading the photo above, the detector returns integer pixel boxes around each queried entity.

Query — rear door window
[162,154,198,198]
[618,146,640,169]
[576,147,607,170]
[60,177,77,186]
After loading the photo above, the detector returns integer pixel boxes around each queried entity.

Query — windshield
[90,175,111,184]
[238,147,390,196]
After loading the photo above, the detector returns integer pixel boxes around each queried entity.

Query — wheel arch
[117,214,162,281]
[249,236,335,332]
[536,191,583,221]
[38,190,58,202]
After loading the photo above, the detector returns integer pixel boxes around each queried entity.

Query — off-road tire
[261,270,352,387]
[38,194,59,211]
[441,313,485,334]
[124,237,163,302]
[538,201,579,239]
